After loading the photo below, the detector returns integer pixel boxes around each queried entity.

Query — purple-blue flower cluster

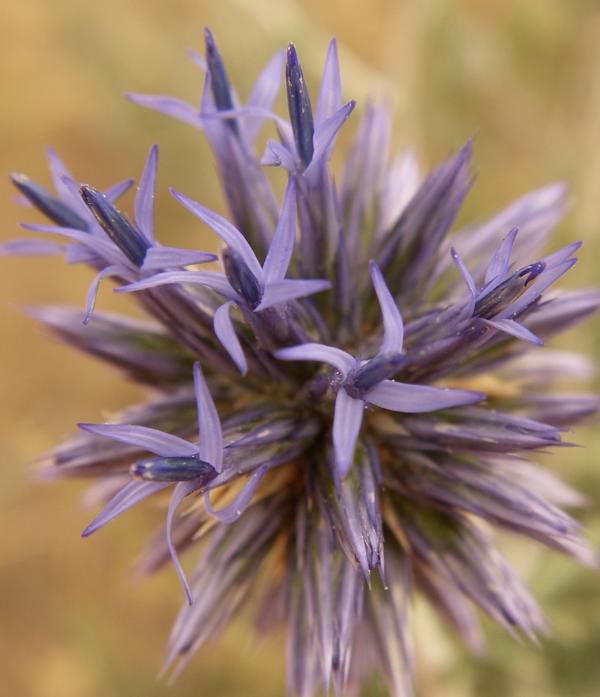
[4,28,598,696]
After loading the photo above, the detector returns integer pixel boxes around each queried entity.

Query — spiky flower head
[4,29,599,696]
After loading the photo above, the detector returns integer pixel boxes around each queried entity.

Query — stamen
[80,185,150,266]
[11,173,89,231]
[131,456,217,484]
[204,28,239,136]
[286,44,314,169]
[222,247,263,309]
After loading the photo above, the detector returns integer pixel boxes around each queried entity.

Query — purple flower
[5,27,599,697]
[276,261,485,476]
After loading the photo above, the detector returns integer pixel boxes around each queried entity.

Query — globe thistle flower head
[3,28,599,697]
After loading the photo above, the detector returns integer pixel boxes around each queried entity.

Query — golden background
[1,1,599,695]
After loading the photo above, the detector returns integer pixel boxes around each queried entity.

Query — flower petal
[125,93,201,129]
[255,278,331,311]
[116,270,237,299]
[261,139,298,171]
[332,390,364,478]
[451,247,477,317]
[243,50,285,144]
[307,100,355,176]
[204,464,268,523]
[539,240,582,267]
[20,223,122,264]
[81,480,169,537]
[193,362,223,471]
[262,178,297,283]
[135,144,158,243]
[167,481,198,605]
[213,301,247,375]
[484,227,518,284]
[482,318,543,346]
[315,39,342,126]
[83,264,122,325]
[0,239,64,257]
[274,343,355,377]
[170,189,263,280]
[45,147,75,201]
[366,380,485,413]
[141,246,217,271]
[103,178,135,203]
[78,423,199,457]
[369,260,404,354]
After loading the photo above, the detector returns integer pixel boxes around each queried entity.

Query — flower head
[5,29,599,697]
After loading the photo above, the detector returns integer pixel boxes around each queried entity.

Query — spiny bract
[4,28,599,697]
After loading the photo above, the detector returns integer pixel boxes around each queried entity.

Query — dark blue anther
[346,353,405,398]
[130,456,217,483]
[204,28,239,136]
[286,44,314,169]
[11,173,89,231]
[222,247,263,309]
[80,185,149,267]
[475,261,546,318]
[519,261,545,286]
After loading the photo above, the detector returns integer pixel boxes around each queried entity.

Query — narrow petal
[379,150,421,233]
[539,240,582,267]
[255,278,331,311]
[78,423,198,457]
[186,48,207,72]
[482,318,543,346]
[167,481,198,605]
[81,480,169,537]
[366,380,484,413]
[141,246,217,271]
[125,93,201,129]
[274,343,355,377]
[332,390,365,478]
[262,178,297,283]
[214,301,247,374]
[135,144,158,243]
[45,147,75,201]
[369,260,404,354]
[104,178,135,202]
[204,464,268,523]
[116,270,237,300]
[307,100,355,175]
[0,239,64,257]
[243,50,285,144]
[170,189,263,280]
[484,227,518,284]
[316,39,342,126]
[20,223,120,263]
[261,139,298,171]
[451,247,477,316]
[83,264,122,325]
[193,362,223,471]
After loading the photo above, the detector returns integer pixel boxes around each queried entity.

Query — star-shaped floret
[79,363,225,605]
[276,261,485,476]
[261,41,355,180]
[117,177,331,373]
[451,227,581,344]
[7,146,216,323]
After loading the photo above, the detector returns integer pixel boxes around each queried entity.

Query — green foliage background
[0,1,599,695]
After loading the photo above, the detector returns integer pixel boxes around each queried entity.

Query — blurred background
[1,0,599,695]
